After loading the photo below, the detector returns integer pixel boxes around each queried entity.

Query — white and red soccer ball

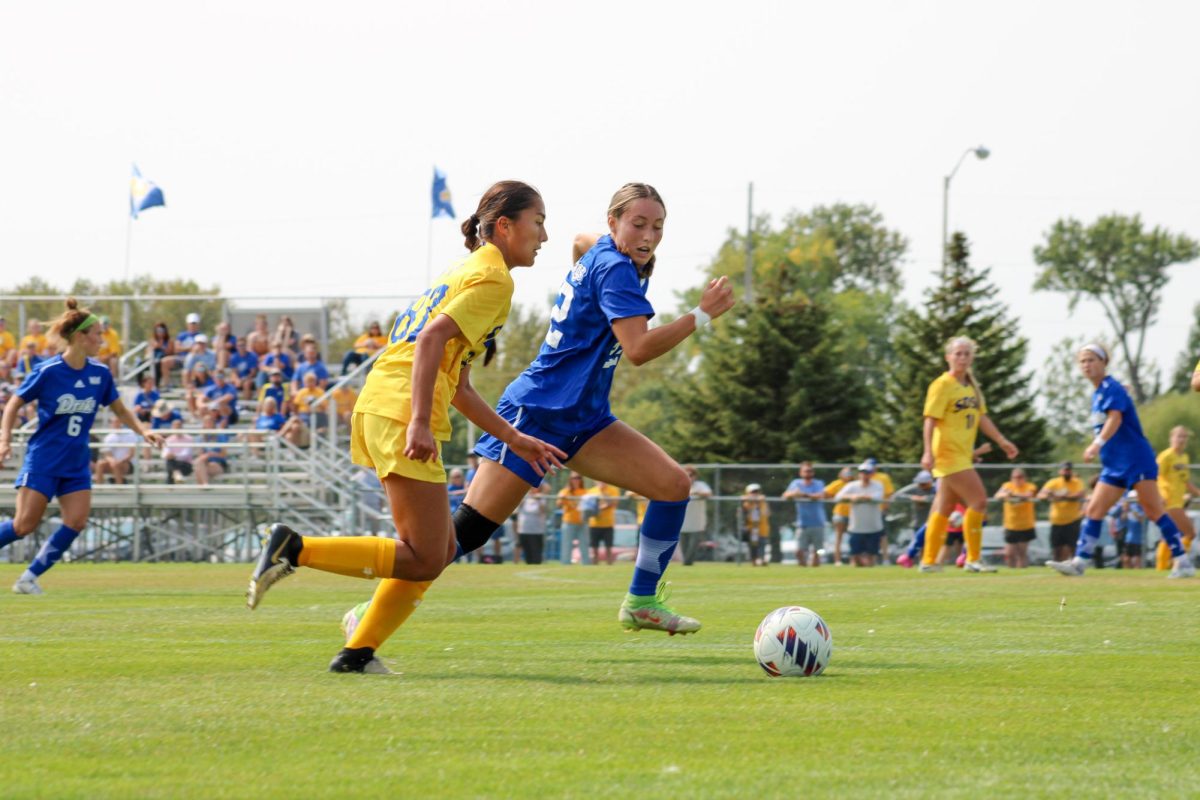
[754,606,832,677]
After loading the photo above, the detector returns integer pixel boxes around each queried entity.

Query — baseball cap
[746,483,762,493]
[153,399,171,415]
[1060,461,1074,470]
[186,312,201,324]
[914,470,934,484]
[857,461,876,472]
[194,333,209,344]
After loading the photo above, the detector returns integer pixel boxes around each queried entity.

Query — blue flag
[130,164,165,219]
[431,168,455,219]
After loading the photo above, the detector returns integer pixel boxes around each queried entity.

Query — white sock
[19,569,37,583]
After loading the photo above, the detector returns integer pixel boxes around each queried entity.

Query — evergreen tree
[1169,302,1200,393]
[855,233,1051,463]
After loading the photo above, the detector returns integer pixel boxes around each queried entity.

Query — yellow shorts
[932,459,973,479]
[350,412,446,484]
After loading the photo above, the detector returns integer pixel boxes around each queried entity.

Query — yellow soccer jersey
[0,330,15,360]
[1157,448,1190,509]
[999,481,1036,530]
[98,328,122,359]
[21,333,48,355]
[923,372,985,478]
[355,243,513,440]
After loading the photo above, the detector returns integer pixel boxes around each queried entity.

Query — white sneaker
[12,579,43,595]
[1046,557,1086,577]
[918,563,943,573]
[964,561,998,573]
[1168,555,1196,579]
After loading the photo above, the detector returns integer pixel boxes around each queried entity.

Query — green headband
[75,314,100,333]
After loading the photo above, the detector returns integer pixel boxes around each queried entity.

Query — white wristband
[689,306,711,329]
[1092,435,1108,448]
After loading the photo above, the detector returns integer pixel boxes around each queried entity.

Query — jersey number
[965,413,975,430]
[67,415,82,437]
[391,284,450,344]
[544,281,574,348]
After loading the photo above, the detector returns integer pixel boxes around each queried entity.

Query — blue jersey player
[0,299,164,594]
[1047,344,1194,578]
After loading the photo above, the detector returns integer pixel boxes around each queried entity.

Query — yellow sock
[1156,540,1172,571]
[297,536,396,579]
[922,512,949,565]
[964,508,985,563]
[347,579,432,651]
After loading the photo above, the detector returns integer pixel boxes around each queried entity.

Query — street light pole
[941,145,990,267]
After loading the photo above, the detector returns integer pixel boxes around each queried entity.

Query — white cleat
[1168,555,1196,579]
[918,563,943,573]
[12,579,43,595]
[963,560,998,573]
[1046,557,1086,577]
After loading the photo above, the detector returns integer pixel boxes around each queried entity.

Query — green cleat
[341,601,371,641]
[618,581,701,636]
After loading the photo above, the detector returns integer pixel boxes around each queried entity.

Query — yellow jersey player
[246,181,566,674]
[1192,358,1200,393]
[919,336,1018,572]
[1154,426,1199,569]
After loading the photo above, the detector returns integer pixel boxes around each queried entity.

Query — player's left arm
[612,276,735,366]
[451,365,566,477]
[109,398,165,449]
[977,414,1018,459]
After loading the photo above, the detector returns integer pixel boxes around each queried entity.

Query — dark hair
[607,182,666,278]
[461,180,542,252]
[48,297,94,346]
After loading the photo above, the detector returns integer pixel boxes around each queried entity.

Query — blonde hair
[1170,425,1191,438]
[607,182,666,278]
[945,335,985,410]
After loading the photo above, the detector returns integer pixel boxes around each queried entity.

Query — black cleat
[328,646,390,674]
[246,524,303,610]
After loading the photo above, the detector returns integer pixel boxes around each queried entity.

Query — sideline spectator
[95,418,138,485]
[1121,491,1146,569]
[229,337,259,397]
[96,316,122,375]
[274,315,299,355]
[835,463,886,567]
[1039,461,1086,563]
[515,484,548,564]
[825,466,854,565]
[177,312,203,351]
[679,465,713,566]
[204,368,240,426]
[245,314,271,358]
[185,361,214,416]
[352,467,384,534]
[257,369,291,416]
[447,468,467,513]
[342,321,387,375]
[465,454,480,486]
[292,371,327,432]
[292,343,330,392]
[14,340,43,379]
[995,467,1037,568]
[183,335,217,384]
[212,321,236,371]
[21,320,48,357]
[132,373,159,423]
[783,461,826,567]
[194,408,229,485]
[163,418,196,484]
[557,472,590,565]
[0,361,16,407]
[0,315,16,367]
[147,321,179,388]
[330,379,358,427]
[894,470,936,568]
[865,457,895,562]
[740,484,770,566]
[260,340,294,386]
[586,479,620,565]
[151,399,182,430]
[943,504,967,567]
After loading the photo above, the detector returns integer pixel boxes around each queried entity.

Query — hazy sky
[3,1,1197,381]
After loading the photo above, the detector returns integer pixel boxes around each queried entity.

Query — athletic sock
[26,525,81,578]
[0,520,18,550]
[628,499,688,597]
[1155,540,1172,571]
[906,524,927,560]
[921,512,949,566]
[964,508,985,562]
[347,579,432,650]
[1155,515,1186,558]
[1074,517,1102,559]
[297,536,396,579]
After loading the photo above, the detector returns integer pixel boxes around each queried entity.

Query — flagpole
[124,213,133,281]
[425,214,433,290]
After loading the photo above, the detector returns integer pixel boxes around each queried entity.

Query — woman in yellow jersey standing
[994,467,1037,568]
[246,181,566,673]
[919,336,1019,572]
[1153,426,1199,569]
[824,466,854,565]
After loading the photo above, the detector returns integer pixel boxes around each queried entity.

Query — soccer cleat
[340,601,371,641]
[896,553,915,568]
[328,646,394,674]
[918,563,942,573]
[12,579,43,595]
[1168,555,1196,579]
[955,552,967,568]
[963,560,997,573]
[1046,557,1086,577]
[246,524,303,610]
[618,581,701,636]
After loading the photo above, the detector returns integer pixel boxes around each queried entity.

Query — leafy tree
[1169,302,1200,393]
[1038,335,1106,451]
[1033,213,1199,403]
[855,233,1051,464]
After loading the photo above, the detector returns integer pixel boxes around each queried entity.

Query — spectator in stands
[586,479,621,565]
[21,319,49,357]
[178,312,203,351]
[330,378,358,427]
[341,321,387,375]
[148,321,179,389]
[151,399,182,430]
[185,361,214,416]
[228,337,259,397]
[783,462,826,567]
[260,340,294,387]
[740,484,770,566]
[257,369,290,416]
[211,321,236,371]
[14,339,43,379]
[96,316,122,375]
[163,418,196,484]
[292,371,327,433]
[1039,461,1086,563]
[203,368,240,427]
[0,361,16,408]
[995,467,1037,568]
[515,484,549,564]
[132,373,159,423]
[825,466,854,565]
[835,462,886,567]
[254,395,287,434]
[94,418,139,485]
[679,465,713,566]
[246,314,271,359]
[183,335,217,384]
[557,472,590,565]
[292,342,330,392]
[193,407,229,485]
[0,315,16,367]
[274,315,299,355]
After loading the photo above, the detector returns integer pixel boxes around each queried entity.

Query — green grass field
[0,562,1194,799]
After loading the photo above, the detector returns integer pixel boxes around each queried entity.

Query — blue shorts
[15,470,91,500]
[849,532,883,555]
[1098,457,1157,490]
[474,397,617,488]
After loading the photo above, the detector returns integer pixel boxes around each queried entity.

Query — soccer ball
[753,606,832,677]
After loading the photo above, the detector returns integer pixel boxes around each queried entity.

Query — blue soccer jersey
[1090,376,1154,468]
[503,235,655,432]
[17,356,118,476]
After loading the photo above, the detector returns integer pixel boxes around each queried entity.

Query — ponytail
[461,181,542,253]
[461,213,482,252]
[965,367,986,411]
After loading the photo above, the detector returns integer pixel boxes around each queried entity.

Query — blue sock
[27,525,81,578]
[1074,518,1102,559]
[1155,515,1186,558]
[628,499,687,597]
[906,525,927,559]
[0,520,18,550]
